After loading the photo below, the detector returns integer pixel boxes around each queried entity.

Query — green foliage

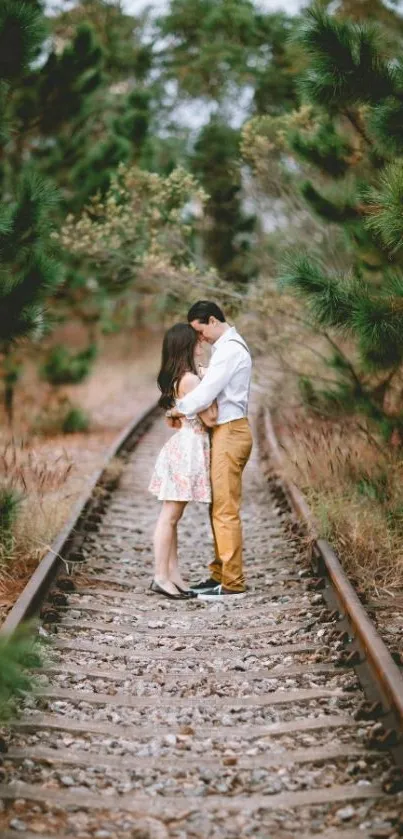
[353,291,403,368]
[52,0,151,82]
[0,486,21,552]
[37,24,104,135]
[298,375,320,408]
[0,625,43,722]
[0,0,64,421]
[365,160,403,252]
[41,344,97,385]
[62,406,89,434]
[159,0,299,113]
[0,0,46,81]
[33,397,90,435]
[191,118,256,285]
[356,469,389,502]
[71,135,132,208]
[0,170,62,345]
[159,0,268,98]
[60,163,208,298]
[295,6,394,108]
[253,14,300,116]
[279,253,356,329]
[368,96,403,155]
[289,120,354,178]
[245,5,403,432]
[300,181,361,223]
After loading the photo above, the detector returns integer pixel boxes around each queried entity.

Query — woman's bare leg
[153,501,186,594]
[168,521,189,589]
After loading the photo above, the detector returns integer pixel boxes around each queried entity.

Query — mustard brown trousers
[209,418,253,592]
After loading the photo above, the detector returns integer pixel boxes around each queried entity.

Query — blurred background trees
[0,0,403,629]
[2,0,403,440]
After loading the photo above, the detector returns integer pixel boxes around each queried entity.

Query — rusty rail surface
[262,407,403,749]
[0,401,159,637]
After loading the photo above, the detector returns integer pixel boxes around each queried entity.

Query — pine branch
[278,252,357,329]
[288,119,353,178]
[368,97,403,156]
[301,181,361,224]
[295,6,395,109]
[364,160,403,253]
[343,107,373,149]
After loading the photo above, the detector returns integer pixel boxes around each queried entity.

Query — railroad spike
[67,551,86,563]
[306,578,326,591]
[394,813,403,836]
[328,629,350,644]
[353,700,384,721]
[367,726,401,750]
[40,607,61,624]
[56,576,75,592]
[334,649,362,667]
[382,767,403,794]
[48,591,68,607]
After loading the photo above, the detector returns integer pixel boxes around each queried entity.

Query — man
[168,300,253,598]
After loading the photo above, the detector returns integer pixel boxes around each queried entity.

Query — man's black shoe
[190,577,219,592]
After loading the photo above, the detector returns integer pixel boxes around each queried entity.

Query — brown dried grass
[0,325,161,621]
[0,440,75,608]
[277,409,403,596]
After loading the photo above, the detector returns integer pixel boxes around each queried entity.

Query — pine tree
[52,0,152,83]
[191,119,257,286]
[38,1,156,211]
[0,2,62,423]
[274,6,403,435]
[158,0,299,110]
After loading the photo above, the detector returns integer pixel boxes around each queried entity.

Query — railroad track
[0,402,402,839]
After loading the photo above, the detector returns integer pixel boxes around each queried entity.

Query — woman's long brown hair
[157,323,198,409]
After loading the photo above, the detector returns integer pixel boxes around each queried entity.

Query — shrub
[33,398,90,436]
[41,344,97,386]
[62,407,89,434]
[0,625,43,722]
[0,487,22,558]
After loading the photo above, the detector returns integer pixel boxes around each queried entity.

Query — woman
[148,323,217,599]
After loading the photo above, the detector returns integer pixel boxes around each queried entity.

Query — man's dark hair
[187,300,226,324]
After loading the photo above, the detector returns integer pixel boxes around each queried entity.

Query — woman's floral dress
[148,413,211,503]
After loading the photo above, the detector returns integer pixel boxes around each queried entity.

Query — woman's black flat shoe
[150,580,184,599]
[173,584,197,599]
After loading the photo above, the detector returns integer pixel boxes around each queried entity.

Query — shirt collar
[212,325,236,352]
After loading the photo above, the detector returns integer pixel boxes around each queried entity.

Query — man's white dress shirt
[176,326,252,425]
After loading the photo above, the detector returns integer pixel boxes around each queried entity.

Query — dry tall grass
[0,440,75,609]
[277,408,403,596]
[0,325,161,622]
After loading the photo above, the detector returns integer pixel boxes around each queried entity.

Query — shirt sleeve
[176,348,240,416]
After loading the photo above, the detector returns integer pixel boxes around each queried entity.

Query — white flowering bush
[57,163,242,318]
[60,164,205,291]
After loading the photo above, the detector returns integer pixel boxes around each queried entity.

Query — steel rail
[262,407,403,739]
[0,401,159,637]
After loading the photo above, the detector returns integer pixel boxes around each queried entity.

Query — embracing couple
[148,300,253,601]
